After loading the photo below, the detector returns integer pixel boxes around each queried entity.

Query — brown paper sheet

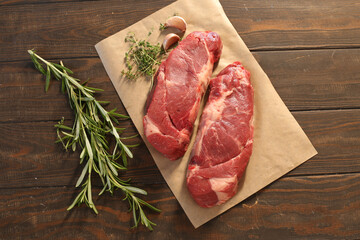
[95,0,317,228]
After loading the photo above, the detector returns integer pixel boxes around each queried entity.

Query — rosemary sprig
[28,50,160,230]
[121,31,164,81]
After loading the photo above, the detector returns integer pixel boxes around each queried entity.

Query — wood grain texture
[1,48,359,123]
[223,0,360,50]
[1,0,359,62]
[0,0,76,5]
[0,109,359,188]
[253,48,360,111]
[0,0,174,62]
[0,173,359,239]
[292,109,360,176]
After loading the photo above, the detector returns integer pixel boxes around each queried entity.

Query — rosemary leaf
[52,62,73,74]
[124,186,147,195]
[45,65,51,92]
[76,161,89,187]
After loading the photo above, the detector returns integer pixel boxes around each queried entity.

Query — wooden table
[1,0,359,239]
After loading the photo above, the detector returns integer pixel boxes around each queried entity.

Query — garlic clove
[164,16,187,32]
[162,33,180,51]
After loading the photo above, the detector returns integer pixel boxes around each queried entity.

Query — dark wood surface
[0,0,359,239]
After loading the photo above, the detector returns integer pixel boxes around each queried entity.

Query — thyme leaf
[121,31,165,82]
[159,23,166,31]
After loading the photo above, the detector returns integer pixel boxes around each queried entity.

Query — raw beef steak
[187,62,254,207]
[143,31,223,160]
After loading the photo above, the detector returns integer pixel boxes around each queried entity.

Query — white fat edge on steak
[235,67,251,85]
[144,113,189,143]
[235,66,255,139]
[191,84,232,157]
[209,175,238,204]
[186,164,200,179]
[143,115,162,136]
[188,56,214,123]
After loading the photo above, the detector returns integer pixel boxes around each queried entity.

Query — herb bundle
[28,50,160,230]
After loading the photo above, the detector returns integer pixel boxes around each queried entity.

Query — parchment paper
[95,0,317,228]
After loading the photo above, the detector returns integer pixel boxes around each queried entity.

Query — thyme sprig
[121,31,164,81]
[28,50,160,230]
[159,23,166,31]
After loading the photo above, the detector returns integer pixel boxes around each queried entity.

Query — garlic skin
[162,33,180,51]
[164,16,187,33]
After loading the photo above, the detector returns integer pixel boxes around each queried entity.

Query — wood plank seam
[0,0,100,7]
[2,46,360,63]
[1,171,359,190]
